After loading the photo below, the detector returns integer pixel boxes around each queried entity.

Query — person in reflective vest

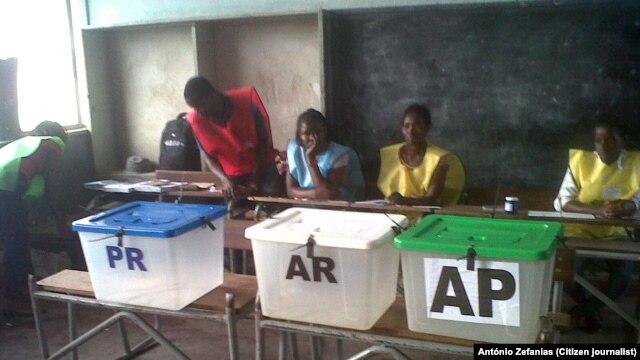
[377,103,466,206]
[0,121,70,317]
[183,76,283,199]
[554,122,639,333]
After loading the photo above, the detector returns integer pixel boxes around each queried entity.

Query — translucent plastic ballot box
[72,201,227,310]
[245,207,408,330]
[394,215,562,343]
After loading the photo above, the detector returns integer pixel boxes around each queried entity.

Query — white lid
[505,196,519,201]
[244,207,408,250]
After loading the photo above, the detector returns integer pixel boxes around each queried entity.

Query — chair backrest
[441,152,466,206]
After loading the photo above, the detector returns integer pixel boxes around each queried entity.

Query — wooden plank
[38,270,94,297]
[155,170,219,183]
[564,238,640,254]
[249,196,438,213]
[437,205,640,228]
[190,273,257,312]
[164,189,225,199]
[224,219,253,251]
[37,270,257,313]
[346,297,478,346]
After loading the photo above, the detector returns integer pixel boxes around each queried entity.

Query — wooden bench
[256,296,482,359]
[155,169,220,184]
[30,270,257,360]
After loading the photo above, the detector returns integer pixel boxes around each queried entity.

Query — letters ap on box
[394,215,561,343]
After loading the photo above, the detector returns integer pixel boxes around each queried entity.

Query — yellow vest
[564,149,640,239]
[377,143,466,206]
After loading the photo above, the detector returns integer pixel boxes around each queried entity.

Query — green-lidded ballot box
[394,215,562,343]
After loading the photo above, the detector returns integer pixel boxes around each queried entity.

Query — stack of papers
[132,180,186,193]
[527,211,596,220]
[84,180,186,193]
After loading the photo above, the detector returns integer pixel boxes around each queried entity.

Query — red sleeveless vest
[187,87,277,176]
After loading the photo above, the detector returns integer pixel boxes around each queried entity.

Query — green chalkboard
[325,1,640,189]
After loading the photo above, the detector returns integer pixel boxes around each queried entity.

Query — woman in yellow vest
[553,122,639,332]
[0,121,70,317]
[377,104,465,206]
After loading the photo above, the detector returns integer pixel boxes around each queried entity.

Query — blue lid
[72,201,227,238]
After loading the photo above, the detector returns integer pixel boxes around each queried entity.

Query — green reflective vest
[0,136,65,199]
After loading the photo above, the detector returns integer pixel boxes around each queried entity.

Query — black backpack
[158,113,201,170]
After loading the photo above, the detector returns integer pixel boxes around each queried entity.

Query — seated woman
[377,104,465,206]
[553,121,638,333]
[286,109,365,201]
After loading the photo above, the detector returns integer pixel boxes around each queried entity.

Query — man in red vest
[183,76,284,199]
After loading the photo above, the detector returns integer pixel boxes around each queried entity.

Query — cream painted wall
[210,15,321,152]
[108,24,195,166]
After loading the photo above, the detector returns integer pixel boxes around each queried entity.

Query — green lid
[395,215,562,261]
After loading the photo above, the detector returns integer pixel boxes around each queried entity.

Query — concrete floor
[0,303,469,360]
[2,284,638,360]
[1,250,638,359]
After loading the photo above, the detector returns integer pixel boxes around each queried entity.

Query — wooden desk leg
[551,281,563,344]
[225,293,239,360]
[290,333,299,359]
[29,275,50,359]
[255,294,265,360]
[68,303,78,360]
[311,336,323,360]
[228,249,237,274]
[242,250,248,275]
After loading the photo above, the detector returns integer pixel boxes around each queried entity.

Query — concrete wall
[107,24,195,165]
[76,0,510,171]
[209,15,321,151]
[88,15,320,169]
[84,0,512,27]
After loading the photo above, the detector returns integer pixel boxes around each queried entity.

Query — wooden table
[29,270,257,360]
[249,196,439,220]
[256,296,487,360]
[435,204,640,342]
[436,204,640,228]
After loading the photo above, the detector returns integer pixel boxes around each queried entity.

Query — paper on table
[354,199,440,209]
[191,182,215,189]
[354,199,388,205]
[132,180,187,193]
[527,210,596,220]
[84,180,122,190]
[101,182,139,193]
